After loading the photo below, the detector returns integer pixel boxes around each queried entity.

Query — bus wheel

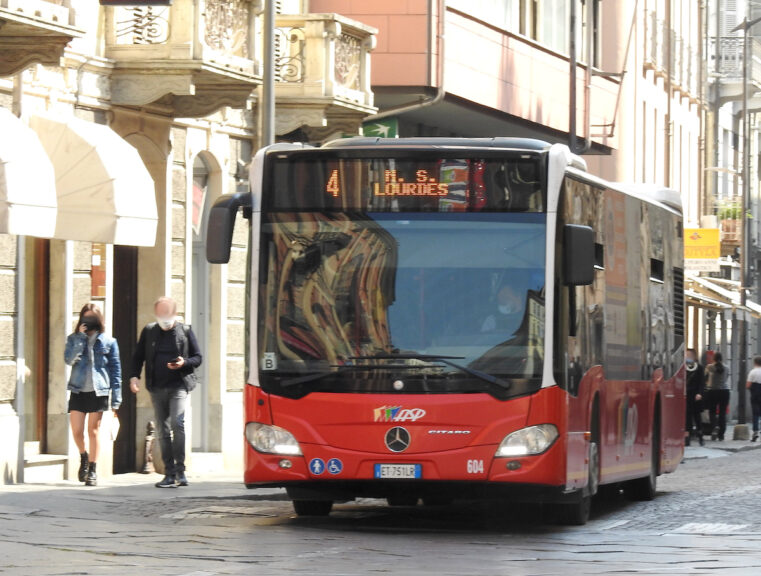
[625,450,657,501]
[555,493,591,526]
[625,458,656,501]
[292,500,333,517]
[554,440,597,526]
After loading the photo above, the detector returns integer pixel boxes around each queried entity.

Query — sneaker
[155,475,177,488]
[176,472,189,487]
[85,463,97,487]
[753,433,759,442]
[78,452,89,483]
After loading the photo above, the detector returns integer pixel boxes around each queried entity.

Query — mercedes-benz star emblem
[385,426,411,453]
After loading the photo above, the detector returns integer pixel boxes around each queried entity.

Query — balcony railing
[104,0,261,116]
[0,0,83,75]
[273,13,376,135]
[643,10,700,98]
[707,37,761,86]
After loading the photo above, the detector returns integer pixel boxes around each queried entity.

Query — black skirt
[68,391,109,413]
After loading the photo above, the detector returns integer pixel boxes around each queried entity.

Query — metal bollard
[141,420,156,474]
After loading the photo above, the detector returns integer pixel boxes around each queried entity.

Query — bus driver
[481,285,524,334]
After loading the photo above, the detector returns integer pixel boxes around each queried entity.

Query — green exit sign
[100,1,172,5]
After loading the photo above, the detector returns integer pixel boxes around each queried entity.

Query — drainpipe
[569,0,591,154]
[664,0,672,187]
[12,71,25,483]
[582,0,594,147]
[367,0,446,123]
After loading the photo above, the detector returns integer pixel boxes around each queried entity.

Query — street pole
[730,14,761,432]
[261,0,275,147]
[739,18,749,429]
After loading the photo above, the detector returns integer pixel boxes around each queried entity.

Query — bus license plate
[374,464,422,479]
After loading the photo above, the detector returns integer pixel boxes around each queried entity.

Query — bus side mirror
[563,224,595,286]
[206,193,251,264]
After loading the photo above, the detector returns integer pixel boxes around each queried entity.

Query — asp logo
[374,406,426,423]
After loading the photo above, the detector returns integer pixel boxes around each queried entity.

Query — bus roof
[323,136,553,152]
[321,136,587,171]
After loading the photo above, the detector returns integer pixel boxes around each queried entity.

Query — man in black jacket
[130,296,202,487]
[685,348,704,446]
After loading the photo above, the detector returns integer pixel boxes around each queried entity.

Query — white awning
[685,289,732,310]
[29,113,158,246]
[0,108,57,237]
[686,274,761,317]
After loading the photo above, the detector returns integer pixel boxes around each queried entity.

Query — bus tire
[292,500,333,517]
[626,411,660,502]
[555,493,591,526]
[555,440,598,526]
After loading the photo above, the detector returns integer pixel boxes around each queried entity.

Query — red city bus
[206,138,685,525]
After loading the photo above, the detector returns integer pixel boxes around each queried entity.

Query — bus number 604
[467,459,484,474]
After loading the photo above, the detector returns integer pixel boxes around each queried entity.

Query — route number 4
[467,459,484,474]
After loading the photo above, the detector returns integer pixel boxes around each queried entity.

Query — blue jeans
[151,387,188,476]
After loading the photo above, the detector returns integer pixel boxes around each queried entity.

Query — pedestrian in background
[129,296,202,488]
[64,303,122,486]
[705,352,730,441]
[685,348,704,446]
[746,356,761,442]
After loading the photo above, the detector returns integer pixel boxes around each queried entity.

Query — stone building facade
[0,0,376,483]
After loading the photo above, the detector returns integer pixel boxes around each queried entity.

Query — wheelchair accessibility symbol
[309,458,325,475]
[327,458,343,475]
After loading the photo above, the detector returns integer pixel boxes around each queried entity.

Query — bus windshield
[257,155,547,398]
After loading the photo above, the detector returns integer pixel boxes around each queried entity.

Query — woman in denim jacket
[64,303,122,486]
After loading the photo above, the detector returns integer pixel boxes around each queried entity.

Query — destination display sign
[327,168,450,198]
[268,156,544,213]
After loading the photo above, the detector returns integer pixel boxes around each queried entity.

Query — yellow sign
[684,228,720,272]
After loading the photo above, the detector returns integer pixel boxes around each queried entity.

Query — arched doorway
[112,127,169,474]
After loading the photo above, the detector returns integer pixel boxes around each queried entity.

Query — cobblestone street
[2,438,761,575]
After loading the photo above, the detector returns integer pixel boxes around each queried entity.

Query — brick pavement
[2,444,761,574]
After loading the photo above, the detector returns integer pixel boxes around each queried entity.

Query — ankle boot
[78,452,89,483]
[85,462,97,486]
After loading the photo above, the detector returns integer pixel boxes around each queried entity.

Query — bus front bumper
[244,439,570,503]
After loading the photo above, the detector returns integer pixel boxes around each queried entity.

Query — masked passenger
[129,296,202,488]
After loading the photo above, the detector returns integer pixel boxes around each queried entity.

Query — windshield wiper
[280,363,444,387]
[350,353,512,390]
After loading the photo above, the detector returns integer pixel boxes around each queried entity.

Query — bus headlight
[245,423,303,456]
[496,424,558,457]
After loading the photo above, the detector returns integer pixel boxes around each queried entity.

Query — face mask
[157,316,175,331]
[686,358,695,367]
[498,304,518,315]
